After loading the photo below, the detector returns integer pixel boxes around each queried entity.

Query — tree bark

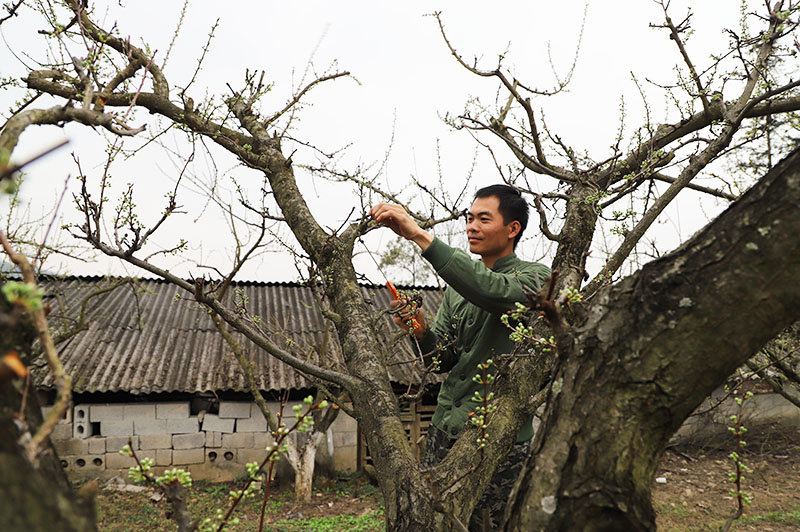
[506,149,800,531]
[550,183,598,293]
[7,6,800,530]
[0,282,97,532]
[285,431,325,502]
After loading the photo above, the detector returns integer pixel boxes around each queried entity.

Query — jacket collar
[491,252,518,271]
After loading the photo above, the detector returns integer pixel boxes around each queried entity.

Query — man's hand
[390,298,428,339]
[369,203,434,251]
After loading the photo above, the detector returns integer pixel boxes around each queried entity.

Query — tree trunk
[506,149,800,530]
[286,431,325,502]
[0,282,97,532]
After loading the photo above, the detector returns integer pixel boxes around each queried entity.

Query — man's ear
[508,220,521,241]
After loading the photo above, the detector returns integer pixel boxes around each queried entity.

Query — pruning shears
[386,281,420,331]
[357,236,422,332]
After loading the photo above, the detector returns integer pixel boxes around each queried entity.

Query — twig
[0,0,25,26]
[0,139,69,181]
[0,228,71,462]
[34,173,71,267]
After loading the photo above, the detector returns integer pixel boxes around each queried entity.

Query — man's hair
[473,184,529,248]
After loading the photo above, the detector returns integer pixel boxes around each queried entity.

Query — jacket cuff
[421,237,455,272]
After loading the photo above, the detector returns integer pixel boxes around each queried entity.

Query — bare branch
[0,229,71,462]
[263,71,351,128]
[0,0,26,26]
[654,7,712,115]
[0,139,69,182]
[745,360,800,409]
[649,172,737,201]
[532,194,562,242]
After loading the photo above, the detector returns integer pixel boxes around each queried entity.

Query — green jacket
[418,238,550,442]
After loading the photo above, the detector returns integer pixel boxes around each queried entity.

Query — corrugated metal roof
[33,277,443,395]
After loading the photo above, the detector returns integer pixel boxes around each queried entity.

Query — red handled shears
[386,281,420,331]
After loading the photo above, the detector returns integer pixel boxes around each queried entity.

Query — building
[34,276,442,481]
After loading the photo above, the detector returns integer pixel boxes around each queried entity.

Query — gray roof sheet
[33,277,443,394]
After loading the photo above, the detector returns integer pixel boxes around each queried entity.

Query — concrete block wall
[49,398,358,482]
[671,386,800,444]
[330,404,358,472]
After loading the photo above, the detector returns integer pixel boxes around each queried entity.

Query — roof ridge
[37,274,442,290]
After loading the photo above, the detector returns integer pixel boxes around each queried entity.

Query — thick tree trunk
[0,283,97,532]
[506,149,800,530]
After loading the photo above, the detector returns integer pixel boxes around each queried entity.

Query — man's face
[466,195,518,261]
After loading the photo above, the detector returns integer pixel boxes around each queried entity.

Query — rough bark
[549,183,598,293]
[0,282,97,532]
[5,5,800,530]
[319,249,438,530]
[506,149,800,531]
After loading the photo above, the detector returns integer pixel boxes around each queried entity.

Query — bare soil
[95,429,800,531]
[654,428,800,531]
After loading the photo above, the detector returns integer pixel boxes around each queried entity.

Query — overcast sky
[1,1,751,283]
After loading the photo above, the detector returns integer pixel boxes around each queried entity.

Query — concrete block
[73,418,90,439]
[222,432,254,449]
[106,435,139,452]
[124,403,157,420]
[73,405,90,424]
[330,411,357,432]
[155,449,172,466]
[333,431,357,448]
[58,455,73,472]
[333,446,357,472]
[173,432,205,450]
[173,448,205,465]
[205,431,222,448]
[252,432,273,449]
[51,423,73,440]
[139,433,173,450]
[202,414,235,433]
[219,401,252,419]
[88,437,107,455]
[105,449,156,470]
[100,420,134,437]
[156,402,190,419]
[236,415,267,432]
[165,417,200,434]
[58,455,76,471]
[73,423,91,440]
[54,439,89,456]
[42,405,72,423]
[133,419,168,435]
[89,403,124,422]
[205,448,235,464]
[68,455,106,471]
[236,448,267,464]
[105,451,136,469]
[188,459,241,482]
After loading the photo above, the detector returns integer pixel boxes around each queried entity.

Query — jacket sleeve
[416,287,459,373]
[421,237,549,315]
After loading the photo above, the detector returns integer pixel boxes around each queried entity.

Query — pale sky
[1,1,755,283]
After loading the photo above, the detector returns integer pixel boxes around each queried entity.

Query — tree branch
[0,229,71,462]
[745,360,800,410]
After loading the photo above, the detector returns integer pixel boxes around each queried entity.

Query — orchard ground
[92,427,800,532]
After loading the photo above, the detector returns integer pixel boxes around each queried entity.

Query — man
[370,184,550,530]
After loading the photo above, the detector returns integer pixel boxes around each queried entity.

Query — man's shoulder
[506,258,551,290]
[507,256,551,275]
